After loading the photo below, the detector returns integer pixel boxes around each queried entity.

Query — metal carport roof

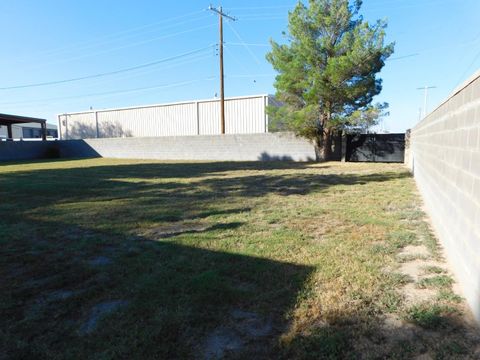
[0,113,47,140]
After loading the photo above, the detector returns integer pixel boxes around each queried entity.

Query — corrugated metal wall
[58,95,272,140]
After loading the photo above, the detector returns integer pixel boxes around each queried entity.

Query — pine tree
[267,0,394,160]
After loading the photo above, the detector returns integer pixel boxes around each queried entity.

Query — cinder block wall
[57,132,317,162]
[0,141,58,162]
[408,71,480,320]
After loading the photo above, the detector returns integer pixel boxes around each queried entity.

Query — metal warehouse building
[58,94,278,140]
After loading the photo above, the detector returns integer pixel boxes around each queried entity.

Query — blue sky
[1,0,479,132]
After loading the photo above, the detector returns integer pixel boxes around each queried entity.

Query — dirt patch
[143,222,211,239]
[26,289,79,318]
[201,309,274,359]
[401,283,438,306]
[398,245,430,258]
[400,260,444,282]
[45,290,76,302]
[203,328,244,359]
[79,300,129,335]
[24,274,61,289]
[233,281,258,293]
[382,313,410,331]
[397,250,447,306]
[87,256,112,267]
[231,309,273,338]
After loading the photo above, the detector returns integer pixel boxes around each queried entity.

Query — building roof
[0,113,46,126]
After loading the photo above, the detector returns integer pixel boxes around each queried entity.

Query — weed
[422,265,445,275]
[417,275,454,289]
[405,303,457,329]
[437,290,463,303]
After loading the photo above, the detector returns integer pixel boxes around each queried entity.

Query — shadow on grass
[1,219,314,358]
[0,161,410,218]
[5,160,464,358]
[282,311,479,359]
[5,218,476,359]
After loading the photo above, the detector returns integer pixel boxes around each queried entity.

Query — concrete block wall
[408,71,480,320]
[0,141,58,162]
[57,132,317,162]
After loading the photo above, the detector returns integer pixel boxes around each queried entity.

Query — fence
[345,133,405,162]
[57,133,317,162]
[58,94,273,140]
[0,132,317,163]
[0,140,58,162]
[407,69,480,321]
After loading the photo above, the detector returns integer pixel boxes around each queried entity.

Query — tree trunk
[322,127,333,161]
[318,108,333,161]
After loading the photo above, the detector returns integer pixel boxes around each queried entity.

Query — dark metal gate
[346,133,405,163]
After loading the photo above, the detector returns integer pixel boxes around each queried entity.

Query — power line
[225,42,421,63]
[23,23,216,71]
[0,72,276,107]
[239,17,287,22]
[456,50,480,86]
[232,0,453,19]
[454,29,480,86]
[53,17,212,57]
[13,10,207,61]
[228,5,294,10]
[70,53,214,89]
[1,73,276,107]
[226,42,271,47]
[223,46,255,80]
[388,53,419,61]
[235,13,286,18]
[226,22,261,65]
[0,78,217,107]
[230,0,451,14]
[0,46,214,90]
[227,74,275,79]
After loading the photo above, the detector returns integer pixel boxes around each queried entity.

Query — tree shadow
[283,312,480,359]
[67,122,132,140]
[0,160,440,358]
[258,152,317,162]
[1,217,314,358]
[0,162,409,223]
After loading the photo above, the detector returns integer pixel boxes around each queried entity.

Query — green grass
[404,303,458,329]
[0,159,475,359]
[417,275,454,289]
[437,289,464,303]
[423,265,446,275]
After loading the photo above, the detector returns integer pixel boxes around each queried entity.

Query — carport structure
[0,113,47,140]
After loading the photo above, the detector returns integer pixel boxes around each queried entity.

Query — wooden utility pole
[208,5,236,134]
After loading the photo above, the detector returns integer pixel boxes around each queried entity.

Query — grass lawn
[0,159,478,359]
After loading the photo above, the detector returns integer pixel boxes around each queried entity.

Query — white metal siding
[59,95,271,140]
[198,101,221,135]
[60,112,97,139]
[225,96,265,134]
[96,103,198,138]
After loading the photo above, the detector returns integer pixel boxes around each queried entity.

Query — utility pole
[416,85,437,118]
[208,5,236,134]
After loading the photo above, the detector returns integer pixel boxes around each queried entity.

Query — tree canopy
[267,0,394,158]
